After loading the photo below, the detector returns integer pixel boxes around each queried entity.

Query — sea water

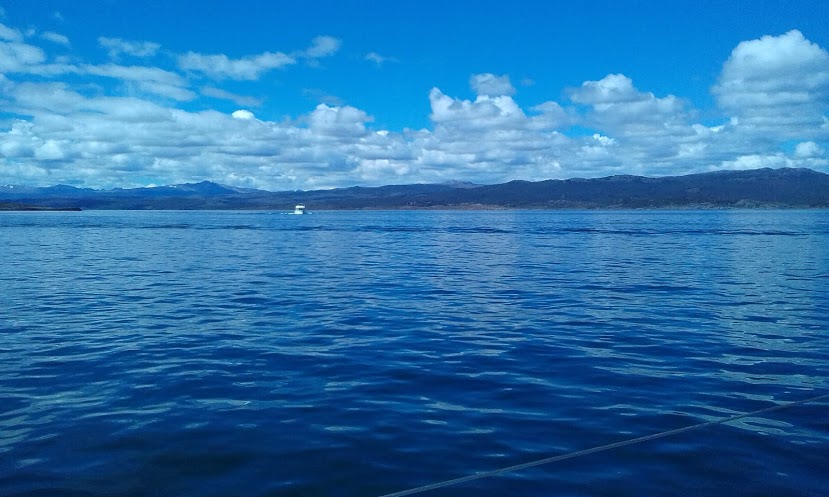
[1,210,827,496]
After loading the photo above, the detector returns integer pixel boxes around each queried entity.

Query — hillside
[1,168,828,210]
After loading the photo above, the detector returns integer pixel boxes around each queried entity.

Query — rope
[378,392,829,497]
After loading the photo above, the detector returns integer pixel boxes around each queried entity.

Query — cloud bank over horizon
[0,14,828,190]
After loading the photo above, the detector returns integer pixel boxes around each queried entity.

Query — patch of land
[1,167,828,210]
[0,202,82,211]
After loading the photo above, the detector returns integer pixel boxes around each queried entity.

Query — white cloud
[718,153,794,170]
[570,73,639,105]
[364,52,397,66]
[201,86,262,107]
[308,104,372,138]
[795,141,823,158]
[302,35,341,59]
[417,86,580,183]
[470,73,515,97]
[713,30,829,138]
[34,140,66,161]
[0,42,194,101]
[41,31,70,47]
[568,73,697,169]
[592,134,615,146]
[531,101,571,129]
[135,81,196,101]
[0,22,23,42]
[0,40,47,72]
[0,18,827,191]
[231,109,255,120]
[79,63,194,100]
[98,37,161,58]
[82,63,184,86]
[10,82,174,121]
[569,73,688,132]
[429,88,527,130]
[178,50,295,80]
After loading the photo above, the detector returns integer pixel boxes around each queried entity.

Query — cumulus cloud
[531,101,571,129]
[571,73,640,105]
[795,141,823,158]
[308,104,372,138]
[429,87,526,130]
[34,140,66,161]
[568,73,697,168]
[416,86,583,183]
[713,30,829,138]
[231,109,256,120]
[98,37,161,58]
[569,73,689,132]
[470,73,515,96]
[0,19,827,191]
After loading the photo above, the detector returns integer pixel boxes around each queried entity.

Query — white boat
[292,204,306,215]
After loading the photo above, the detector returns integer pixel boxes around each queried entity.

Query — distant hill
[2,168,828,210]
[0,201,82,211]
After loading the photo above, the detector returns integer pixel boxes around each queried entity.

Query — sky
[1,0,828,191]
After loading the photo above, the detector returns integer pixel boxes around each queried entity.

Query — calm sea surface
[1,210,827,497]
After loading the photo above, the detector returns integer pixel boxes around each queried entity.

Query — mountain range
[1,167,828,210]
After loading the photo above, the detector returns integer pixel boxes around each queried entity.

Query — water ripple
[1,210,827,496]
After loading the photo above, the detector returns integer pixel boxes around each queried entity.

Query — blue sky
[1,0,828,190]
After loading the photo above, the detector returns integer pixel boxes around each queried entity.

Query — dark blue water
[1,210,827,497]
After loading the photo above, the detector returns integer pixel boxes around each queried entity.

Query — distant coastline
[0,202,82,212]
[2,167,828,211]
